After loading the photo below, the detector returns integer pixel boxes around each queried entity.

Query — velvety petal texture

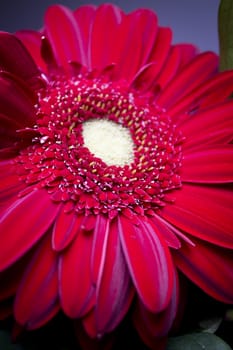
[0,3,233,350]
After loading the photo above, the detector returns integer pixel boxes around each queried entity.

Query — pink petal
[52,204,83,251]
[0,161,25,206]
[0,71,37,127]
[14,234,59,329]
[16,30,47,72]
[160,184,233,248]
[59,228,95,318]
[182,145,233,183]
[170,70,233,120]
[133,269,179,338]
[175,44,199,68]
[112,9,158,81]
[173,238,233,303]
[90,4,123,69]
[95,219,134,334]
[131,27,173,93]
[148,27,172,75]
[73,5,97,69]
[0,189,60,270]
[181,101,233,149]
[91,215,110,285]
[0,250,33,302]
[150,215,181,249]
[155,46,181,89]
[0,32,41,89]
[44,5,88,68]
[118,216,174,312]
[157,52,218,109]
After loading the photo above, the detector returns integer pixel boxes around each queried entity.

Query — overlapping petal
[0,3,232,350]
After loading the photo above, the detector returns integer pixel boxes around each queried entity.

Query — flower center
[15,74,183,218]
[82,119,134,166]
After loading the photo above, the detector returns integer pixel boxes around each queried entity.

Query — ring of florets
[16,74,183,218]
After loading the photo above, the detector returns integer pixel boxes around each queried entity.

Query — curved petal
[52,203,83,251]
[118,215,174,312]
[73,5,97,69]
[0,249,33,302]
[90,4,123,69]
[96,219,134,334]
[59,228,95,318]
[0,189,60,270]
[148,27,172,75]
[91,215,110,286]
[175,44,199,68]
[0,161,25,206]
[112,9,158,81]
[181,101,233,149]
[44,5,88,68]
[0,71,37,127]
[0,32,42,89]
[131,27,172,93]
[182,145,233,183]
[14,234,59,329]
[133,269,179,339]
[150,215,181,249]
[157,52,219,109]
[170,70,233,119]
[160,184,233,248]
[16,30,46,72]
[173,238,233,303]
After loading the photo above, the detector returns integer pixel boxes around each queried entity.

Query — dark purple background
[0,0,220,53]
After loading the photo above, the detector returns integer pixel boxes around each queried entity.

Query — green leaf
[166,332,232,350]
[218,0,233,70]
[0,331,23,350]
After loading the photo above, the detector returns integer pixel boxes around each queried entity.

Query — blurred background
[0,0,220,53]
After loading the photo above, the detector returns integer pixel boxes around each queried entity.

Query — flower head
[1,4,233,349]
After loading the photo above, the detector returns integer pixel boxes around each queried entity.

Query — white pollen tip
[82,119,134,166]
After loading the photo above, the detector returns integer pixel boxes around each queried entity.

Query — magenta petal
[0,71,37,127]
[14,234,59,329]
[150,215,181,249]
[0,32,41,88]
[170,70,233,120]
[91,215,110,285]
[161,184,233,248]
[90,4,123,69]
[112,9,158,81]
[0,161,25,206]
[96,219,134,334]
[52,204,83,251]
[0,189,60,270]
[59,229,95,318]
[133,269,179,338]
[182,145,233,183]
[173,238,233,303]
[148,27,172,76]
[73,5,97,69]
[181,101,233,149]
[16,30,47,72]
[44,5,88,67]
[157,52,218,109]
[119,216,174,312]
[0,250,33,302]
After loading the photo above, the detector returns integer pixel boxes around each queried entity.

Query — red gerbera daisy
[1,4,233,350]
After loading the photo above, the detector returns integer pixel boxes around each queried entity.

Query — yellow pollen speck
[82,119,135,166]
